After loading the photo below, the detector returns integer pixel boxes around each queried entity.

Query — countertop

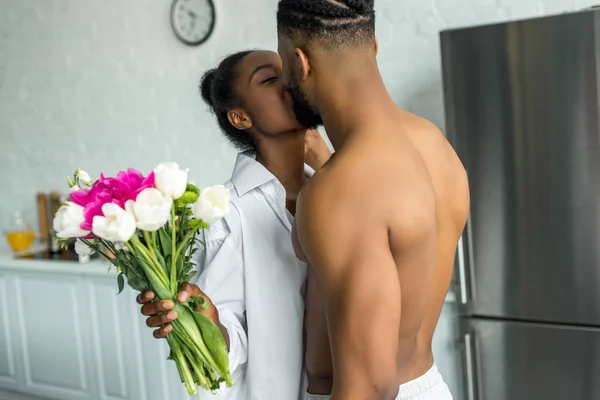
[0,249,114,277]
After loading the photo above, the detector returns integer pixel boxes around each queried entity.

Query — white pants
[305,364,453,400]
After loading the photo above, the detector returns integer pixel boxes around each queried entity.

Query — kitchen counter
[0,253,462,400]
[0,252,113,277]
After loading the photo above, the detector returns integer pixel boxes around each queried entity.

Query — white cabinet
[0,273,18,393]
[15,274,90,399]
[0,259,194,400]
[0,257,463,400]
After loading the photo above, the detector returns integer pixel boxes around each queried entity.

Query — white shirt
[192,151,313,400]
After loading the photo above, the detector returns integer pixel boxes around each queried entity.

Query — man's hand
[305,129,332,171]
[137,283,229,349]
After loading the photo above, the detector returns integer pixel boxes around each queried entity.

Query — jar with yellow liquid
[5,211,35,252]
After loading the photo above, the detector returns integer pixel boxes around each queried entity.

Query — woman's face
[231,51,302,137]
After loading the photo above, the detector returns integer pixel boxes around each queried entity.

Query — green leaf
[190,311,233,387]
[117,255,150,292]
[126,274,149,292]
[156,251,168,275]
[191,238,205,248]
[178,256,194,283]
[189,295,209,311]
[175,254,184,278]
[158,228,172,258]
[117,273,125,294]
[183,271,197,283]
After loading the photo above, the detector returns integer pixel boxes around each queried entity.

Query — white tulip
[154,162,188,199]
[193,185,230,225]
[53,202,91,238]
[92,203,136,243]
[77,170,93,187]
[126,188,173,232]
[74,239,95,256]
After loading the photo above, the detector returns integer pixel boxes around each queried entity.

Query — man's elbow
[376,386,399,400]
[335,373,398,400]
[366,361,399,400]
[371,378,399,400]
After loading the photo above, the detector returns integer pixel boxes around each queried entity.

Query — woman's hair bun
[199,68,217,108]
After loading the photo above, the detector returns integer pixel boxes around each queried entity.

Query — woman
[137,50,331,400]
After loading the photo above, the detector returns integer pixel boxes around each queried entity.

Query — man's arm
[296,186,401,400]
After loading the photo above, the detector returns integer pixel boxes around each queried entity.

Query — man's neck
[314,59,395,151]
[255,132,306,200]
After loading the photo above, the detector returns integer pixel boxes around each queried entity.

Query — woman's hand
[305,129,332,171]
[137,282,228,349]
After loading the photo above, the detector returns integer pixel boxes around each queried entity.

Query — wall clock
[171,0,215,46]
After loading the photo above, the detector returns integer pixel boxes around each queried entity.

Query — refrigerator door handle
[457,235,469,304]
[464,332,477,400]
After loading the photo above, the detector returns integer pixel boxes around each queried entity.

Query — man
[277,1,470,399]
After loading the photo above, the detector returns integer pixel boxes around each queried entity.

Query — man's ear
[374,36,379,56]
[295,48,311,81]
[227,109,253,130]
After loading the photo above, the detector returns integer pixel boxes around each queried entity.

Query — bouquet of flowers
[52,163,232,395]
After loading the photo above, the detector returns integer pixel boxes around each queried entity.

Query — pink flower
[69,168,155,232]
[105,169,155,205]
[71,180,115,231]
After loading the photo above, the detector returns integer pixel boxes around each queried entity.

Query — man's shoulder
[297,164,342,212]
[296,159,375,233]
[299,139,437,232]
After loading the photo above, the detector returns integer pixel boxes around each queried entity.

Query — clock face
[171,0,215,46]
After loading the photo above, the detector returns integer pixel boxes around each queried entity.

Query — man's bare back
[296,110,469,398]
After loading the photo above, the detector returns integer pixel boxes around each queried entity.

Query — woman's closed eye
[261,76,277,84]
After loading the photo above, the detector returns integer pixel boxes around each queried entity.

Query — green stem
[98,239,118,256]
[81,240,119,270]
[182,344,211,390]
[130,237,169,286]
[168,335,197,395]
[142,230,152,249]
[171,205,177,293]
[171,304,221,373]
[142,230,165,277]
[172,227,202,267]
[127,241,170,295]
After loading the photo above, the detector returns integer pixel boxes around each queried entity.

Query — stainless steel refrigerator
[441,8,600,400]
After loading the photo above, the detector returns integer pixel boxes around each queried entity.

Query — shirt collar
[231,151,276,197]
[304,163,316,178]
[231,151,317,197]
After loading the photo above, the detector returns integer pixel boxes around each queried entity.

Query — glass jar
[5,211,35,252]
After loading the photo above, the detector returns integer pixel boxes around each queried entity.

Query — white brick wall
[0,0,595,237]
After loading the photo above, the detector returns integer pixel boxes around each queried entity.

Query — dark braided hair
[277,0,375,48]
[200,50,256,151]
